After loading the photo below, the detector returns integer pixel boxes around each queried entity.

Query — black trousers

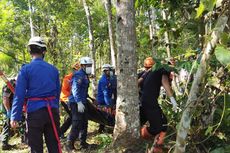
[60,101,71,136]
[140,103,167,136]
[67,103,88,145]
[27,107,60,153]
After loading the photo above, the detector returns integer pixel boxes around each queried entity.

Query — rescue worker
[97,64,113,107]
[0,78,16,150]
[66,56,94,151]
[10,36,61,153]
[96,64,113,133]
[60,62,80,138]
[139,57,178,153]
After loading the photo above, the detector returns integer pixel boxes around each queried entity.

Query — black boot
[65,140,76,152]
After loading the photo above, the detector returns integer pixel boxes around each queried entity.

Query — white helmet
[102,64,111,71]
[28,36,47,48]
[80,57,93,65]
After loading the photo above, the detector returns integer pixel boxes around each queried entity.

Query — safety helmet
[72,62,80,70]
[144,57,155,68]
[80,57,93,65]
[102,64,111,71]
[28,36,47,48]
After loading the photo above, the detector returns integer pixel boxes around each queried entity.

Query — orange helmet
[72,62,80,70]
[144,57,155,68]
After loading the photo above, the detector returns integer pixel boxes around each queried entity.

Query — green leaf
[210,147,225,153]
[196,2,205,18]
[205,0,217,12]
[205,126,213,135]
[215,45,230,66]
[220,33,230,46]
[196,0,217,18]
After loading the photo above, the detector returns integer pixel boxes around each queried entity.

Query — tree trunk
[113,0,140,150]
[104,0,116,68]
[28,0,35,37]
[83,0,97,97]
[48,25,58,65]
[162,9,171,58]
[148,8,158,57]
[174,3,230,153]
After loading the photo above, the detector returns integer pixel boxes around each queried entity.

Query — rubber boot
[152,132,166,153]
[65,140,76,152]
[140,126,153,140]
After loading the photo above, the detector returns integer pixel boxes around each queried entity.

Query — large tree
[104,0,116,68]
[82,0,97,96]
[113,0,140,150]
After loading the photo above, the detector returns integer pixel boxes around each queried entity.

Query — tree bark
[174,3,230,153]
[162,9,171,58]
[148,8,158,57]
[83,0,97,97]
[104,0,116,68]
[113,0,140,150]
[28,0,35,37]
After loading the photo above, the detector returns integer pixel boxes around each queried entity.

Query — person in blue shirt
[66,56,94,151]
[10,36,61,153]
[96,64,113,133]
[97,64,112,107]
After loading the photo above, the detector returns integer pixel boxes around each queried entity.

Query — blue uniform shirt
[11,58,60,121]
[69,69,89,104]
[96,74,112,106]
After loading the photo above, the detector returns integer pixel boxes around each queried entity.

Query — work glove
[170,97,178,112]
[77,102,85,113]
[6,110,11,119]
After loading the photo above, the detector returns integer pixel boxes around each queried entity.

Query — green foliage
[210,145,230,153]
[215,45,230,66]
[196,0,217,18]
[95,133,112,149]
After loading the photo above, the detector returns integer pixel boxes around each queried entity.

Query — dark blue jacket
[97,74,112,106]
[69,68,89,104]
[11,58,60,121]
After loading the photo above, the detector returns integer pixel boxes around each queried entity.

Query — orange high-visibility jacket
[60,73,73,102]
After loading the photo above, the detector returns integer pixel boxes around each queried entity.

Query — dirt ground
[1,121,114,153]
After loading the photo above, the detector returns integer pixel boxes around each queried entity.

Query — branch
[173,1,230,152]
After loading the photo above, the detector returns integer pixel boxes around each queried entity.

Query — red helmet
[144,57,155,68]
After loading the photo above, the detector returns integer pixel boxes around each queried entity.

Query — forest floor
[1,121,115,153]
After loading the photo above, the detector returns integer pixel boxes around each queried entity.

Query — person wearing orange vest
[59,62,80,138]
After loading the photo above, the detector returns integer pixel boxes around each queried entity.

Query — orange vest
[60,73,73,102]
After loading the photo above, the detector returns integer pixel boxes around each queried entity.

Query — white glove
[77,102,85,113]
[170,97,178,112]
